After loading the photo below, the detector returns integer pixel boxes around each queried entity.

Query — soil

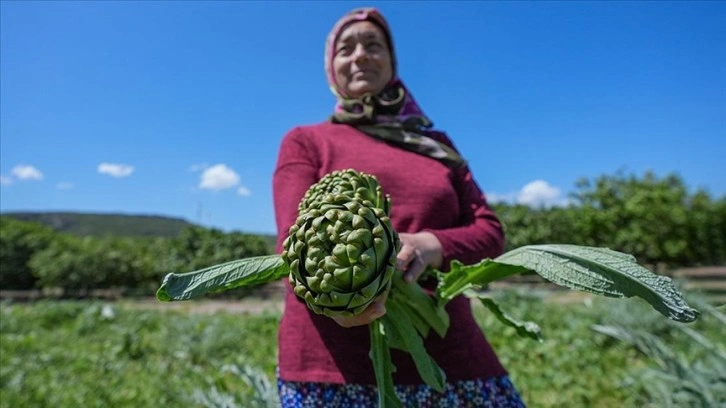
[117,296,285,315]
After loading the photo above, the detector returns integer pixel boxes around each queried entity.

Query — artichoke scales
[283,169,400,317]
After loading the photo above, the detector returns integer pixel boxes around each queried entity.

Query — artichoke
[282,169,400,317]
[298,168,391,214]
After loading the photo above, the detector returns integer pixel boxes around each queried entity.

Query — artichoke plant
[282,169,400,317]
[156,168,700,408]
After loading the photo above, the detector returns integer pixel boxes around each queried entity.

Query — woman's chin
[346,82,385,98]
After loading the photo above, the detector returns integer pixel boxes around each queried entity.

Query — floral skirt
[277,371,526,408]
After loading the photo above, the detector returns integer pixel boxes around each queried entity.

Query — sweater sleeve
[423,133,505,270]
[272,127,320,254]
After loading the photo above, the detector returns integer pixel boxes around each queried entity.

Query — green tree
[493,204,581,251]
[28,235,151,292]
[163,226,271,273]
[684,191,726,265]
[570,170,690,271]
[0,217,55,289]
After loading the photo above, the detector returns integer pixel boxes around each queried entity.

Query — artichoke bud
[282,169,400,318]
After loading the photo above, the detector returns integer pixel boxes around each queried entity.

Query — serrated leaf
[465,290,543,342]
[494,245,700,323]
[156,255,289,301]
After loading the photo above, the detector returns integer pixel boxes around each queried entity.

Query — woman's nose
[352,44,369,61]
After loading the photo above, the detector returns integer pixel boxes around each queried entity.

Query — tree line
[492,170,725,271]
[1,170,723,293]
[0,221,272,293]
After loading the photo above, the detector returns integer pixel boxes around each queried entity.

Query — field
[1,289,723,407]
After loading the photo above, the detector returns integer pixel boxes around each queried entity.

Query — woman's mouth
[352,70,375,79]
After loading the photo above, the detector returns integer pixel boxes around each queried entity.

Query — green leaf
[369,320,402,408]
[389,295,430,338]
[435,259,530,304]
[156,255,289,301]
[494,245,700,323]
[382,298,447,392]
[464,290,543,342]
[391,274,450,338]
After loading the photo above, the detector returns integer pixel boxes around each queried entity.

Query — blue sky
[1,1,724,235]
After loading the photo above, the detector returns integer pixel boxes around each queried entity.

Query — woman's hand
[331,290,389,328]
[396,231,443,284]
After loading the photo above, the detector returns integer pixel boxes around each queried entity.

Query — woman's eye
[367,43,382,51]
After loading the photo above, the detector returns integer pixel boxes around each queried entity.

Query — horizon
[2,1,724,235]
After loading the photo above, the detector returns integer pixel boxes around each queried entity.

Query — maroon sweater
[272,121,508,385]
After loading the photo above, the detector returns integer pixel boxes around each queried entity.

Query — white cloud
[56,182,74,190]
[0,175,13,185]
[488,179,567,208]
[12,165,44,181]
[199,163,240,191]
[237,186,251,196]
[98,162,134,178]
[189,162,209,172]
[516,180,562,207]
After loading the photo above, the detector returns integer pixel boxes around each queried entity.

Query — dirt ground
[118,296,285,315]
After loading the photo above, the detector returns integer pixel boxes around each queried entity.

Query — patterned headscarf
[325,8,466,168]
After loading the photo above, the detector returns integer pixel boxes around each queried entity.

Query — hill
[1,211,196,237]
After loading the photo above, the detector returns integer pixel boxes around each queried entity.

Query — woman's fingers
[396,241,416,271]
[331,291,389,328]
[396,232,443,283]
[403,255,426,283]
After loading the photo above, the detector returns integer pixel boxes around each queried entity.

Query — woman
[272,7,526,407]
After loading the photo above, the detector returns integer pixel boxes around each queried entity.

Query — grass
[1,290,723,407]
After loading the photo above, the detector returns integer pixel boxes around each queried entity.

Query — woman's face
[332,20,393,99]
